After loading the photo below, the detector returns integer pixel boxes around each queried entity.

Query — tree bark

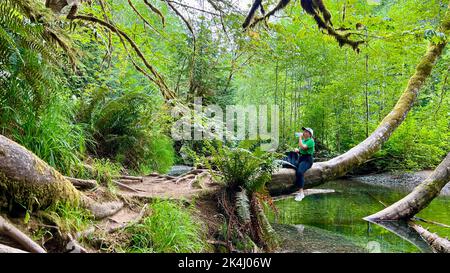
[268,6,450,194]
[364,152,450,221]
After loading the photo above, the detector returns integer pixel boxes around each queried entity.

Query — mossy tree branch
[0,134,123,219]
[244,0,365,52]
[66,6,176,100]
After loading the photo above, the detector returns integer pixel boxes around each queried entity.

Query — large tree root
[0,216,46,253]
[82,197,124,220]
[65,176,98,190]
[107,203,148,233]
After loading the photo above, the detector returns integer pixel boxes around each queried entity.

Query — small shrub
[126,200,207,253]
[206,142,278,193]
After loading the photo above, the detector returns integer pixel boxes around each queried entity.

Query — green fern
[0,0,85,175]
[207,143,277,194]
[77,88,174,173]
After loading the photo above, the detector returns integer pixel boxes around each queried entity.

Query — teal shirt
[300,138,315,155]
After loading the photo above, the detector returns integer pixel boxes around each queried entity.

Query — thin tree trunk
[289,70,294,130]
[282,64,288,146]
[269,7,450,194]
[364,29,370,138]
[364,152,450,221]
[274,60,278,106]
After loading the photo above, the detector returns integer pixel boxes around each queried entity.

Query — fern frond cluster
[207,142,280,252]
[76,87,174,173]
[0,0,84,175]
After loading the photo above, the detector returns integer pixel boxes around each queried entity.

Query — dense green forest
[0,0,449,254]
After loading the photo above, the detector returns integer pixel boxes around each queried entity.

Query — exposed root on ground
[0,168,223,253]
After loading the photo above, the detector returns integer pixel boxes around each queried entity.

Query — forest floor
[81,170,223,252]
[115,170,220,200]
[0,169,224,253]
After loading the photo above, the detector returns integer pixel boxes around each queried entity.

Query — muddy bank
[349,171,450,196]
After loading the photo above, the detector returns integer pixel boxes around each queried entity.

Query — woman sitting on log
[282,127,315,202]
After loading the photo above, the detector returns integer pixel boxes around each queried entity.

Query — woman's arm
[298,135,308,150]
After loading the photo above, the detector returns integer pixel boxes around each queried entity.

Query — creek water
[267,179,450,253]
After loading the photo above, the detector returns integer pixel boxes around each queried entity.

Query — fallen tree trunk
[0,135,122,219]
[411,223,450,253]
[0,135,81,209]
[364,152,450,221]
[0,216,46,253]
[268,6,450,194]
[365,220,434,253]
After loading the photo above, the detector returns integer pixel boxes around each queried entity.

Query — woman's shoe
[295,192,305,202]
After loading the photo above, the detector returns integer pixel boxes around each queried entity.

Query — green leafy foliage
[126,200,207,253]
[76,87,174,174]
[0,0,85,175]
[207,142,278,194]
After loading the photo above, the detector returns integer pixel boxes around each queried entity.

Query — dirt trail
[82,169,222,243]
[116,171,220,200]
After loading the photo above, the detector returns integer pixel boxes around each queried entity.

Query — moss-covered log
[364,152,450,221]
[268,5,450,194]
[0,135,122,219]
[0,135,81,209]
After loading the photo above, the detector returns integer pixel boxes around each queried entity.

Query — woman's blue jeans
[283,152,313,188]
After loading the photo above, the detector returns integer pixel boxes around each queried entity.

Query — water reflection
[268,179,450,253]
